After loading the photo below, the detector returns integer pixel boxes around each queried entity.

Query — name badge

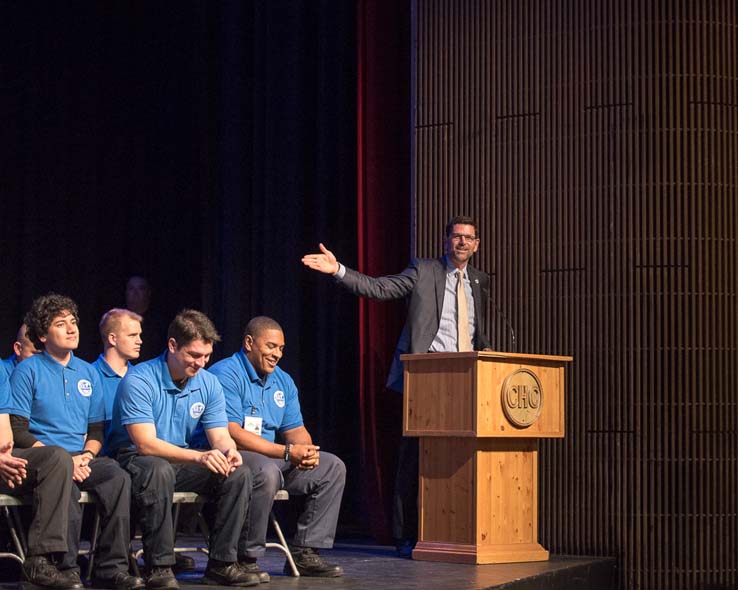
[244,416,263,435]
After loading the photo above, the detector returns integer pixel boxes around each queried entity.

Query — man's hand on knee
[197,449,232,476]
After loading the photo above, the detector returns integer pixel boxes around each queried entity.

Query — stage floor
[1,539,615,590]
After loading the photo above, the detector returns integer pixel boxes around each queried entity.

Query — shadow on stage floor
[1,539,616,590]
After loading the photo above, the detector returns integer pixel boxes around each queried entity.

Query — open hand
[301,244,339,275]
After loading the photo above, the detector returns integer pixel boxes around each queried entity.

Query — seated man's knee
[108,461,132,493]
[130,455,176,491]
[258,461,282,493]
[242,452,282,492]
[45,445,74,474]
[322,452,347,484]
[226,463,254,491]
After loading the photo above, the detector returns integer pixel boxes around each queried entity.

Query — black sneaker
[285,547,343,578]
[22,556,83,589]
[237,559,270,583]
[203,560,259,587]
[145,567,179,590]
[92,571,146,590]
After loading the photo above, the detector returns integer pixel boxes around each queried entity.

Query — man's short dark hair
[445,215,478,238]
[243,316,283,341]
[167,309,221,346]
[24,293,79,349]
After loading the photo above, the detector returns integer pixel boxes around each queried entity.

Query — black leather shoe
[92,571,146,590]
[172,553,195,573]
[22,556,83,589]
[237,559,270,583]
[285,548,343,577]
[203,560,259,587]
[395,538,415,558]
[58,569,82,587]
[145,567,179,590]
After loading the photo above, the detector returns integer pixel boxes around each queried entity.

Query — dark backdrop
[0,1,374,533]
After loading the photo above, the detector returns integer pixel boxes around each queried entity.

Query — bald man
[2,324,39,378]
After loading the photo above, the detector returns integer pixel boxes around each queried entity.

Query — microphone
[487,296,516,352]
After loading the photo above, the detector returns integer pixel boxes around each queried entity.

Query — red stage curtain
[356,0,411,543]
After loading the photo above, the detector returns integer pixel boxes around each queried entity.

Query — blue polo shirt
[106,352,228,454]
[0,369,10,413]
[1,355,17,379]
[208,349,303,443]
[10,351,103,452]
[92,354,125,421]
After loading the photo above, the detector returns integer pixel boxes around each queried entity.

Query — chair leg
[2,506,26,563]
[196,510,210,547]
[85,505,101,580]
[267,511,299,577]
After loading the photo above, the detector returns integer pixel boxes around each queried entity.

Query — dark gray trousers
[120,453,252,566]
[62,456,132,578]
[0,446,73,557]
[392,436,418,542]
[238,450,345,558]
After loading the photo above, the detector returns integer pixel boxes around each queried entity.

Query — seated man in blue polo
[2,323,39,378]
[9,293,144,590]
[106,309,260,589]
[209,316,345,578]
[1,367,79,589]
[92,309,143,441]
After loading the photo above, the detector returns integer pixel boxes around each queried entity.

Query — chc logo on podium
[501,368,543,428]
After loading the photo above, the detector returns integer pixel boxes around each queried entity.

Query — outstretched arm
[301,243,340,275]
[302,243,420,301]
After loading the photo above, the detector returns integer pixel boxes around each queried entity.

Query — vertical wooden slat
[413,1,738,588]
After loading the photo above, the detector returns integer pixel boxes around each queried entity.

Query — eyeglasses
[449,233,478,242]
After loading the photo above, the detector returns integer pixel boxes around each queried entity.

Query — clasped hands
[288,444,320,470]
[197,448,243,476]
[0,441,27,488]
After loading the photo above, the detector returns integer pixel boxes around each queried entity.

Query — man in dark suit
[302,215,492,555]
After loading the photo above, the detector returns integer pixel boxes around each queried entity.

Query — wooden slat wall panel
[412,1,738,588]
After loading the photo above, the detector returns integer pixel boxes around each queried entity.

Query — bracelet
[82,449,95,459]
[284,443,292,462]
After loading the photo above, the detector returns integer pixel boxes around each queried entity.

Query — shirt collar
[95,354,120,378]
[444,255,468,275]
[40,350,78,371]
[238,348,269,386]
[158,351,194,392]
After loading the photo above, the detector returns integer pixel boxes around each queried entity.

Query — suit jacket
[340,256,492,391]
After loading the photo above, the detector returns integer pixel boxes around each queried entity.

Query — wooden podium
[401,350,572,565]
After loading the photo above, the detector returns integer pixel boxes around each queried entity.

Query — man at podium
[302,215,492,556]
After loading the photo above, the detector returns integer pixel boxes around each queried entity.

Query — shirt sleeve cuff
[334,263,346,280]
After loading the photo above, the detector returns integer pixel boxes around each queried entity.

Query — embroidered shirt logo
[190,402,205,419]
[273,390,285,408]
[77,379,93,397]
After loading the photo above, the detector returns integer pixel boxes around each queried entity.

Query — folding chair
[0,491,101,579]
[130,490,298,577]
[267,490,299,577]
